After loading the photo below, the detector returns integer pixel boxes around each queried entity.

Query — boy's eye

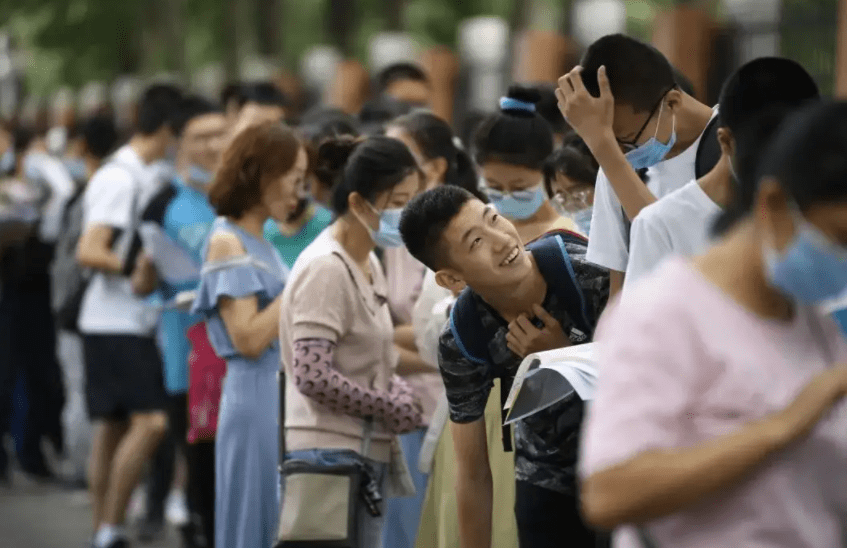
[471,237,482,248]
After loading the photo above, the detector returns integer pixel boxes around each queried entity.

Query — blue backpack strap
[449,289,514,451]
[527,232,595,337]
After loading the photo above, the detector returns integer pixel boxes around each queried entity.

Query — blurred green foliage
[1,0,842,97]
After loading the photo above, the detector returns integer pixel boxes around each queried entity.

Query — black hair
[760,100,847,208]
[299,106,360,144]
[137,84,184,136]
[239,82,288,109]
[220,83,244,107]
[580,34,675,112]
[377,63,430,93]
[718,57,819,135]
[671,67,695,97]
[388,111,485,200]
[712,58,820,235]
[81,115,119,159]
[12,125,34,154]
[542,135,600,198]
[173,95,222,137]
[399,185,477,271]
[324,135,421,215]
[530,82,572,135]
[358,96,412,136]
[473,85,553,170]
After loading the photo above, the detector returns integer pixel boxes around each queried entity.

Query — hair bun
[317,136,362,171]
[506,85,542,105]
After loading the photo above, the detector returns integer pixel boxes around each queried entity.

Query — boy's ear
[435,269,466,295]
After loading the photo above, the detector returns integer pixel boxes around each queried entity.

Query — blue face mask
[64,158,87,181]
[0,149,14,174]
[571,207,593,237]
[625,103,677,171]
[363,204,405,248]
[486,183,546,221]
[23,153,43,181]
[188,164,213,186]
[764,211,847,304]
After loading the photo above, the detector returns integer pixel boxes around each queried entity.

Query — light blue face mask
[625,103,677,171]
[486,183,546,221]
[364,204,405,248]
[188,164,213,186]
[571,207,593,237]
[64,158,87,181]
[23,153,44,181]
[764,210,847,304]
[0,149,14,174]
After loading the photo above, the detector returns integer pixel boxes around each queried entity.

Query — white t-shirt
[623,179,722,291]
[586,109,718,272]
[78,145,163,336]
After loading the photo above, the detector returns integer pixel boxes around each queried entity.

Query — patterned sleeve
[292,338,422,434]
[437,327,494,424]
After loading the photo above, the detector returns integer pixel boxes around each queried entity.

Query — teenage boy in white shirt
[556,34,715,298]
[624,58,820,289]
[76,84,183,548]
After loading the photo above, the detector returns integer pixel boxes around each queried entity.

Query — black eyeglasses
[617,85,676,152]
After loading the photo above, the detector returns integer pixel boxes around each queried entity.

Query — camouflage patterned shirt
[437,236,608,495]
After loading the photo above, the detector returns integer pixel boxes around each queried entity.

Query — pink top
[384,246,442,424]
[581,258,847,548]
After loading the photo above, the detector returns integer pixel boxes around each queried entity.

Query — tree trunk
[223,0,241,81]
[327,0,357,57]
[163,0,187,79]
[385,0,404,31]
[256,0,283,60]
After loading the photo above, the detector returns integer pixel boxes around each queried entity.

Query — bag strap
[279,369,287,467]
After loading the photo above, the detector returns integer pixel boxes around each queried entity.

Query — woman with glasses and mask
[543,134,599,237]
[580,101,847,548]
[278,136,425,547]
[473,86,580,244]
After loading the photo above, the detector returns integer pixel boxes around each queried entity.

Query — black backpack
[622,114,722,248]
[447,231,606,451]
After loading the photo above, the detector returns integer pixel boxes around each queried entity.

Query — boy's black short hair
[173,96,222,137]
[580,34,675,113]
[81,115,119,159]
[137,84,184,136]
[718,57,819,135]
[377,63,430,93]
[239,82,288,109]
[712,58,820,235]
[399,185,477,272]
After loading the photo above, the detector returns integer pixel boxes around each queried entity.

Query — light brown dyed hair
[209,121,301,217]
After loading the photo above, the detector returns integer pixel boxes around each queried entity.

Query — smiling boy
[399,185,609,548]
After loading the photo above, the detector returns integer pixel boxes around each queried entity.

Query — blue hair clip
[499,97,536,113]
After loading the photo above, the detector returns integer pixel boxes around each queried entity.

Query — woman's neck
[695,223,795,322]
[230,210,267,241]
[333,214,375,272]
[669,95,715,157]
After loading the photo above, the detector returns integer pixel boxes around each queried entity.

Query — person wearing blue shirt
[136,95,227,548]
[263,199,333,269]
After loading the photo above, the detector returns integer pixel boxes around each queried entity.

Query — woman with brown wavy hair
[190,121,308,548]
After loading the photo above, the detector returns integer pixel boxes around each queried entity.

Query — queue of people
[1,31,846,548]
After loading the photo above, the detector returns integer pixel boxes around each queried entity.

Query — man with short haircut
[399,185,609,548]
[76,84,183,548]
[625,57,820,289]
[134,95,227,547]
[238,81,288,123]
[377,62,432,108]
[556,34,716,297]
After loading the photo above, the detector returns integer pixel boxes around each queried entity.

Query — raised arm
[557,66,657,220]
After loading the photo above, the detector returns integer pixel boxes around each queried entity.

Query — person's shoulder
[206,230,246,262]
[617,259,698,317]
[313,205,334,224]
